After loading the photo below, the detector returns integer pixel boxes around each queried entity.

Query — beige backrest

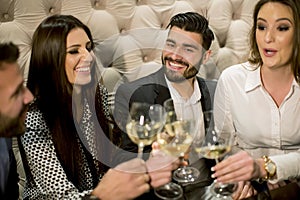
[0,0,258,86]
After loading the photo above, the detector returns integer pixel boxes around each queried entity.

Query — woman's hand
[232,181,257,200]
[211,151,262,183]
[92,158,150,200]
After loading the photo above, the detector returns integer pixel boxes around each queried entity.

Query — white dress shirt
[214,62,300,183]
[165,76,205,164]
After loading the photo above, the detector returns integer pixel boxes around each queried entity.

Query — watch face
[267,161,276,175]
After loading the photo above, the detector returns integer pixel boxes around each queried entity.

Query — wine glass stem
[180,156,186,170]
[138,143,144,159]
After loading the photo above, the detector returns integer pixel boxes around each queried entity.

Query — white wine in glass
[194,144,231,160]
[126,102,165,159]
[154,99,197,200]
[154,120,193,200]
[165,99,200,184]
[194,110,237,199]
[159,120,194,154]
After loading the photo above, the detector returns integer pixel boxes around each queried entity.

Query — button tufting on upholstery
[120,28,127,34]
[3,13,9,20]
[143,56,148,62]
[49,7,55,14]
[0,0,258,83]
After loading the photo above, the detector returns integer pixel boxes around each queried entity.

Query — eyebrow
[166,38,200,50]
[257,17,293,24]
[66,44,81,50]
[66,41,92,50]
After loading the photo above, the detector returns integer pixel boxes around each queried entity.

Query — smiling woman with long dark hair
[18,14,153,199]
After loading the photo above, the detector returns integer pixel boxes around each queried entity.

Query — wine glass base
[154,182,183,200]
[173,166,200,183]
[209,181,237,199]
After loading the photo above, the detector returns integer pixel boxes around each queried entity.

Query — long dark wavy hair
[248,0,300,82]
[26,14,116,188]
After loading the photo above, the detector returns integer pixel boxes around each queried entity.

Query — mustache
[164,57,189,67]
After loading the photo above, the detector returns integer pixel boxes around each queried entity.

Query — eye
[183,47,194,53]
[278,26,290,31]
[165,41,175,48]
[257,24,266,31]
[67,49,79,54]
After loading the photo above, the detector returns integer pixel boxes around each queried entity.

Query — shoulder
[116,68,165,97]
[219,62,256,82]
[25,101,49,134]
[120,68,163,87]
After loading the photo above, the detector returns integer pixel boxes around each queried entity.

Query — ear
[202,50,212,64]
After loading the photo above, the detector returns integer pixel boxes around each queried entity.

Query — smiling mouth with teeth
[75,67,90,72]
[165,57,189,69]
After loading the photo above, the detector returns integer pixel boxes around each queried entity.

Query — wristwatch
[262,155,276,180]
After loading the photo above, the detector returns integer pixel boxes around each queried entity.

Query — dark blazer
[113,67,213,160]
[0,138,19,200]
[112,67,215,199]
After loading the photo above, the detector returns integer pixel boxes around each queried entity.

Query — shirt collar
[165,75,201,104]
[244,62,300,92]
[292,79,300,88]
[244,63,262,92]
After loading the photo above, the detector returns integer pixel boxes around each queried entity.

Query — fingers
[115,158,147,173]
[93,169,151,200]
[146,151,178,172]
[238,181,255,199]
[148,171,172,188]
[212,151,256,183]
[150,177,172,188]
[232,181,256,200]
[267,182,285,190]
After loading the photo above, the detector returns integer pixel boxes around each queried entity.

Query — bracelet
[262,155,270,180]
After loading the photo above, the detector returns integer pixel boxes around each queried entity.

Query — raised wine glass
[194,110,238,199]
[126,102,166,159]
[165,99,200,184]
[154,98,197,199]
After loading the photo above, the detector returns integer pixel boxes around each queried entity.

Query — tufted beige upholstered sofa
[0,0,259,88]
[1,0,258,198]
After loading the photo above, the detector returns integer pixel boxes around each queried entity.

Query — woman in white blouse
[212,0,300,199]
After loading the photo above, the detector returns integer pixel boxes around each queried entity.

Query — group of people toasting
[1,0,300,199]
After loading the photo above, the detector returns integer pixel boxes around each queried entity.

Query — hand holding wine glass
[154,98,198,200]
[193,110,238,199]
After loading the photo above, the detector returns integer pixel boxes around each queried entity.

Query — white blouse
[214,62,300,183]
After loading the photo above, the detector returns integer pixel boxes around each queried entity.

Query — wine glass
[154,99,197,199]
[126,102,166,159]
[194,110,238,199]
[165,99,200,184]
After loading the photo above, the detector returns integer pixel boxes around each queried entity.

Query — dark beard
[0,107,27,137]
[163,56,199,83]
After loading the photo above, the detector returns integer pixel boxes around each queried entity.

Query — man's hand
[92,158,150,200]
[145,142,181,188]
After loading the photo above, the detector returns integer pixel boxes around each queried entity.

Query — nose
[264,29,274,43]
[23,87,34,105]
[81,48,93,63]
[170,46,183,60]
